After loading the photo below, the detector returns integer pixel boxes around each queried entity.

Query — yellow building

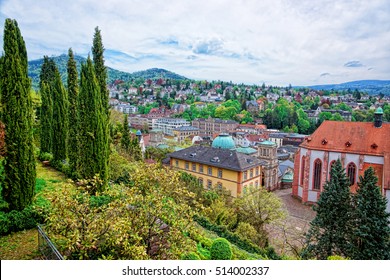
[167,134,264,197]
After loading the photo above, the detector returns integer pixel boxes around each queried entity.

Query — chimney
[374,107,383,128]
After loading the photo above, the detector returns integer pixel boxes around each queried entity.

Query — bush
[210,238,232,260]
[181,252,201,260]
[0,206,44,236]
[39,152,53,162]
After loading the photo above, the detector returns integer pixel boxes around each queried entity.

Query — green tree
[351,167,390,259]
[0,19,36,210]
[52,66,68,166]
[67,48,79,178]
[236,186,286,248]
[78,57,108,192]
[121,115,131,151]
[39,56,56,155]
[303,159,354,259]
[210,238,233,260]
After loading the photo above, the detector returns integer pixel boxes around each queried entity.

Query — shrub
[181,252,201,260]
[210,238,232,260]
[39,152,53,162]
[0,207,44,236]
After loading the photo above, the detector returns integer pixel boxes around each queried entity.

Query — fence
[37,224,64,260]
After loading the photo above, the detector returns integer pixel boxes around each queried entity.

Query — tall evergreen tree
[121,115,131,151]
[52,67,68,166]
[67,48,79,178]
[303,159,354,259]
[351,167,390,259]
[92,26,109,115]
[0,19,36,210]
[78,57,108,191]
[39,56,56,155]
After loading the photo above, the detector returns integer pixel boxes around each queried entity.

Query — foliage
[350,167,390,260]
[38,152,53,162]
[236,186,286,248]
[51,65,68,166]
[120,115,131,150]
[235,222,262,246]
[181,252,201,260]
[67,48,80,179]
[210,238,232,260]
[0,18,36,211]
[45,164,197,259]
[78,57,108,192]
[303,159,354,259]
[0,207,44,236]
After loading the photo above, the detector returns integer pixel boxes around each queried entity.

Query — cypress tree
[52,66,68,166]
[78,57,108,191]
[121,115,131,151]
[351,167,390,259]
[39,56,56,155]
[92,26,109,115]
[67,48,79,178]
[303,159,354,259]
[0,19,36,211]
[91,27,109,186]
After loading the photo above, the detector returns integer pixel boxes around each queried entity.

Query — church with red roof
[292,108,390,212]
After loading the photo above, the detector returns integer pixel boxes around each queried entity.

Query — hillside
[306,80,390,95]
[28,54,187,90]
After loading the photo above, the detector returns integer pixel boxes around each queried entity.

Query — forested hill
[28,54,188,90]
[306,80,390,95]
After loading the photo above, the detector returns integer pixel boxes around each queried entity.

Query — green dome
[259,140,276,146]
[282,172,293,183]
[212,134,236,150]
[375,107,383,115]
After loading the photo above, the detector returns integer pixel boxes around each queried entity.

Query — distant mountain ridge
[28,54,188,90]
[304,80,390,95]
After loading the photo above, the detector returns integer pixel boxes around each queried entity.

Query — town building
[192,117,239,138]
[256,140,279,191]
[152,118,190,136]
[173,126,200,143]
[167,134,265,197]
[292,108,390,212]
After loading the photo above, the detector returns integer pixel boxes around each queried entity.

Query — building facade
[192,117,239,138]
[168,135,264,197]
[292,110,390,212]
[173,126,200,143]
[152,118,190,136]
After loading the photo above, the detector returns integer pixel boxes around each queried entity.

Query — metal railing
[37,224,64,260]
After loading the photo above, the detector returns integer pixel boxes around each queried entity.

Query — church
[292,108,390,212]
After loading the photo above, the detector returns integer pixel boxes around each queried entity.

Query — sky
[1,0,389,86]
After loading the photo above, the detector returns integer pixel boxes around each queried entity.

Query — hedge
[194,215,281,260]
[0,207,44,236]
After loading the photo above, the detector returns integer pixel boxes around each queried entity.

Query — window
[255,181,259,187]
[208,167,212,176]
[256,167,259,176]
[198,177,203,185]
[300,156,306,186]
[217,182,222,190]
[250,169,253,178]
[347,162,356,185]
[185,162,189,170]
[313,159,322,190]
[243,171,248,180]
[218,169,223,178]
[192,163,196,171]
[175,160,179,167]
[199,164,203,173]
[207,179,212,189]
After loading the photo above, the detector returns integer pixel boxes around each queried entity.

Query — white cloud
[1,0,389,85]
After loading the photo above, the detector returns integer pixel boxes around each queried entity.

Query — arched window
[301,156,306,186]
[313,159,322,190]
[347,162,356,185]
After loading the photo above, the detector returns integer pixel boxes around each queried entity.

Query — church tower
[257,140,279,190]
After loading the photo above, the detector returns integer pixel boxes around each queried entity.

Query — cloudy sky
[1,0,389,86]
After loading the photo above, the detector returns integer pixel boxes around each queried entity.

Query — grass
[0,161,68,260]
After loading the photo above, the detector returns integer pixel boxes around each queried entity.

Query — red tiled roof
[300,121,390,156]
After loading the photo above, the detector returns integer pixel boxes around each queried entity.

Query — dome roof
[375,107,383,115]
[259,140,276,146]
[212,134,236,150]
[136,130,142,136]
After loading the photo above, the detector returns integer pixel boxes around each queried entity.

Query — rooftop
[212,134,236,150]
[168,145,265,171]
